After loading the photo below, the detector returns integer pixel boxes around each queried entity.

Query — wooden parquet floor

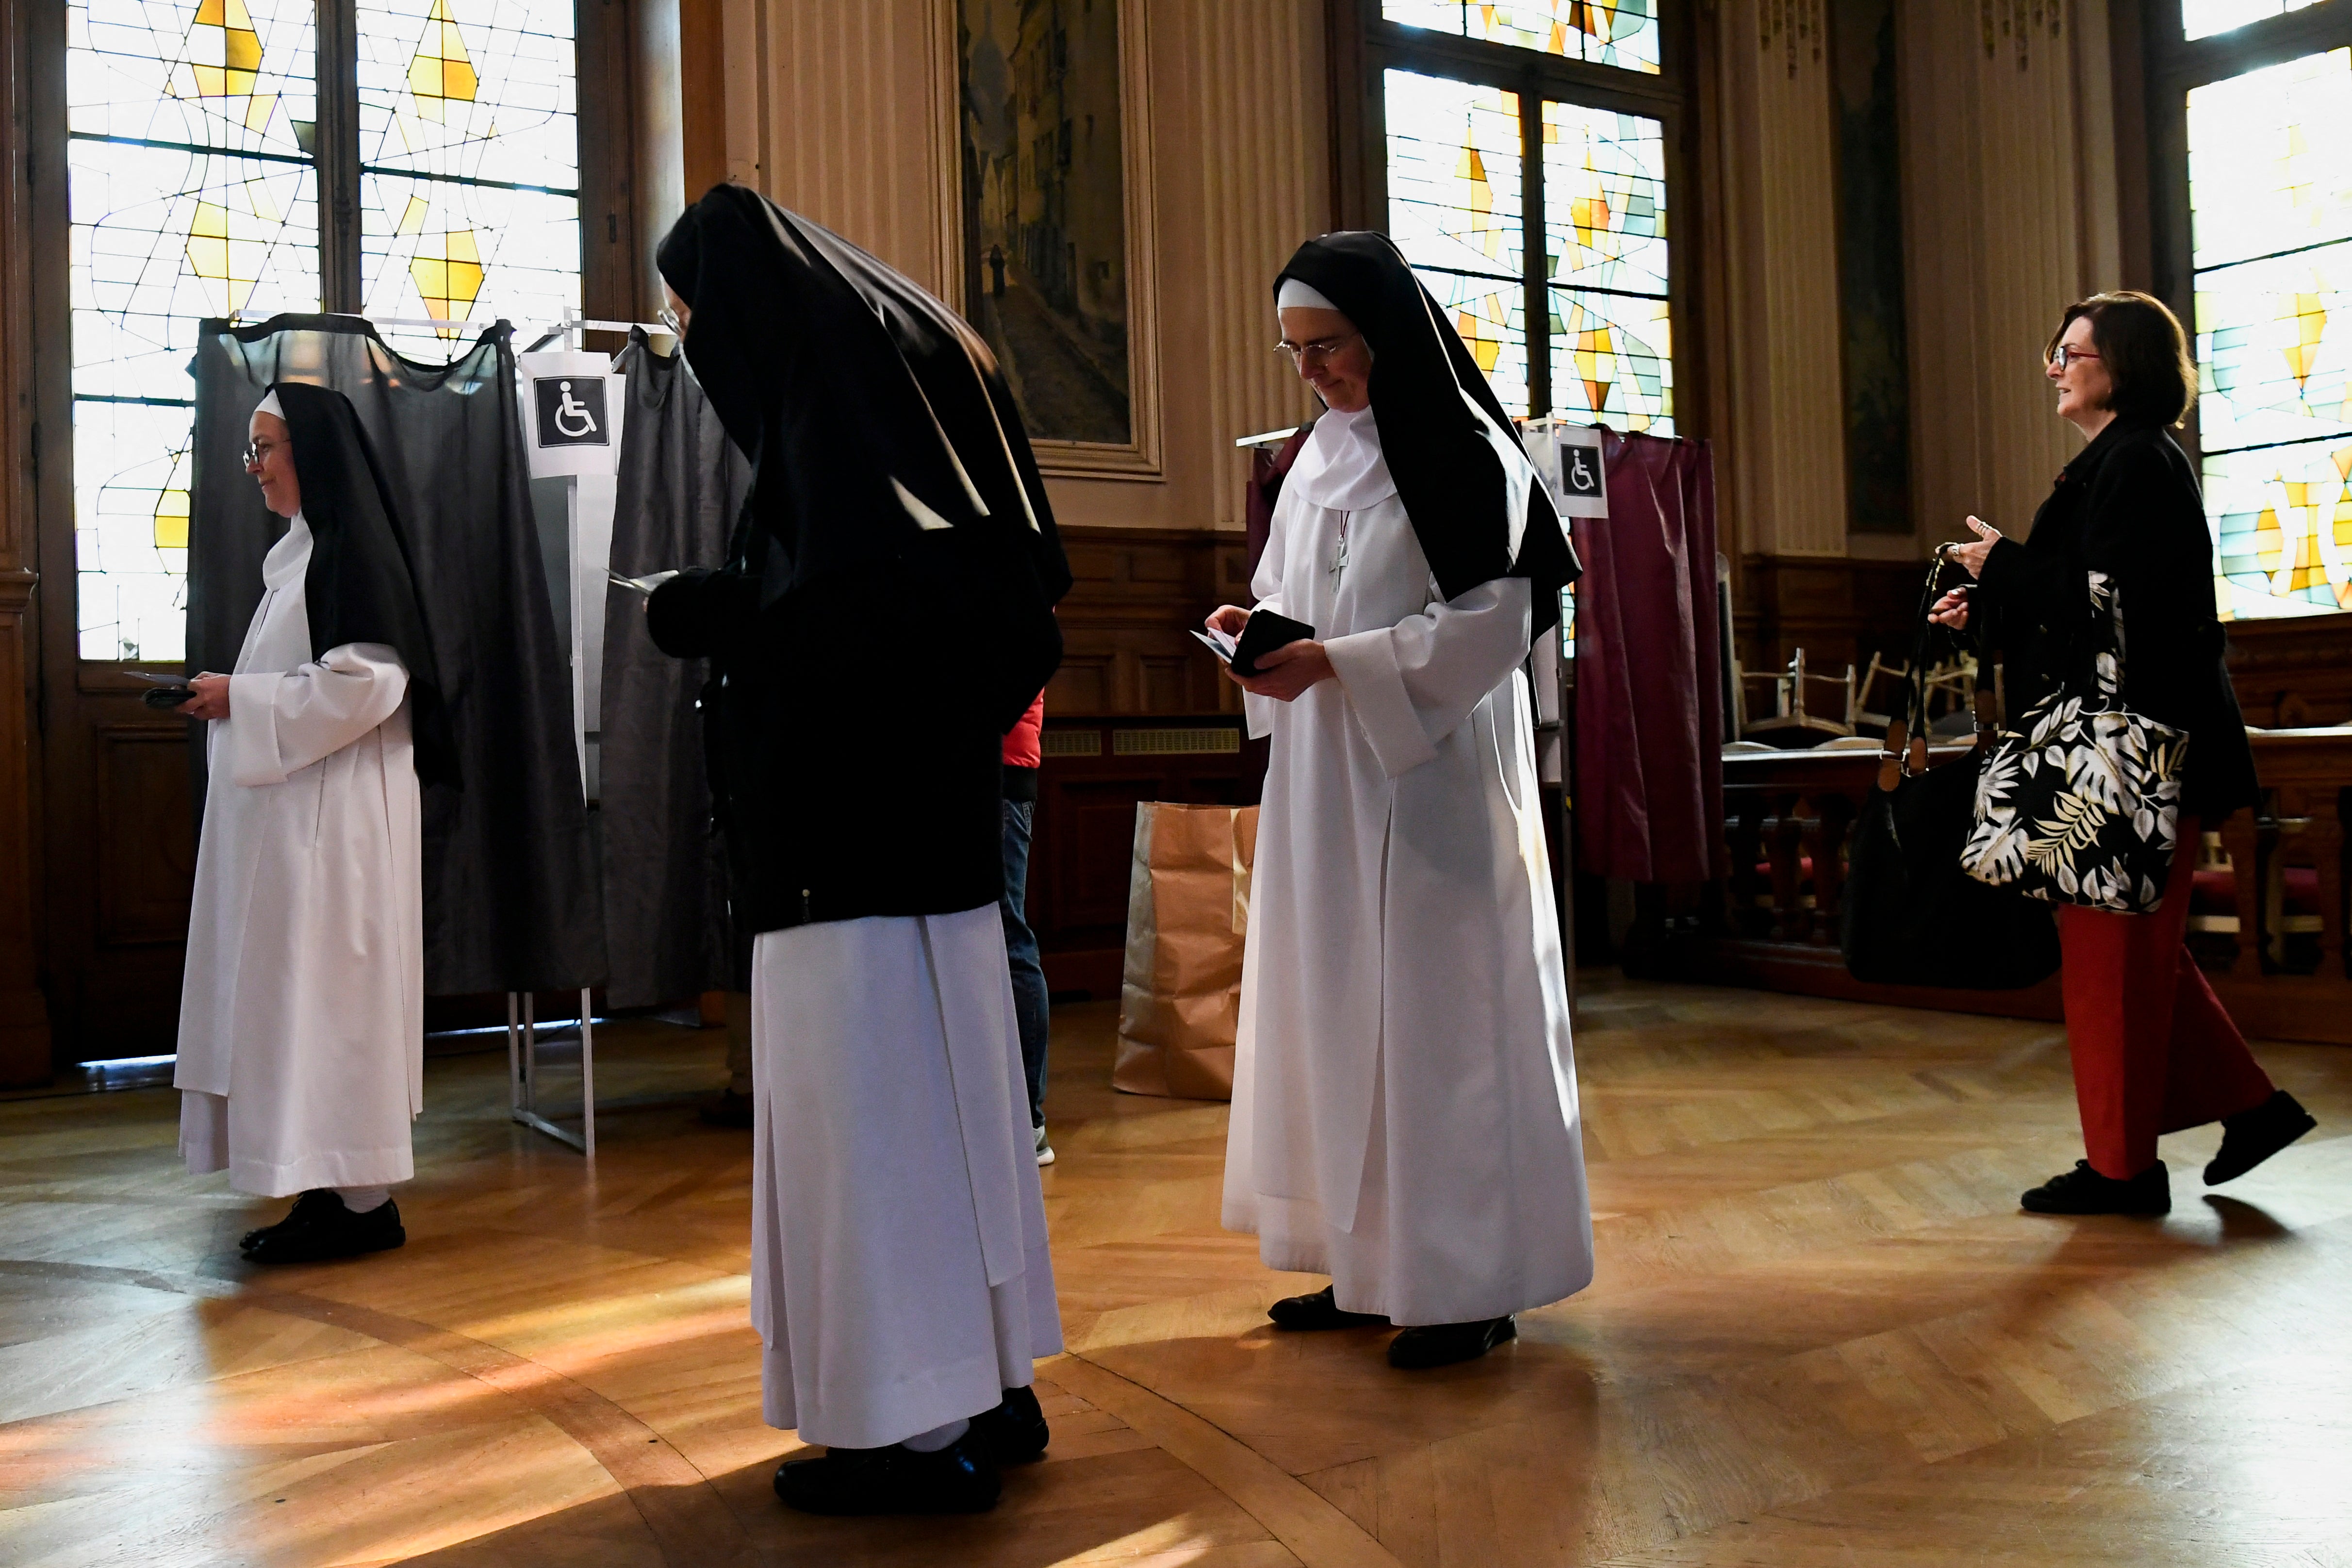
[2,977,2348,1568]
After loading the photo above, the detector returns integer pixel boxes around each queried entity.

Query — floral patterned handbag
[1958,572,2189,913]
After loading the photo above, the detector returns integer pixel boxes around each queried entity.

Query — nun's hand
[1928,587,1972,629]
[178,673,231,721]
[1231,639,1333,702]
[1205,604,1250,638]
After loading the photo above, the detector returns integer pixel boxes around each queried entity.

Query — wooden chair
[1736,649,1857,743]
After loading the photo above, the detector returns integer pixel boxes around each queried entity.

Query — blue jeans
[1000,798,1051,1127]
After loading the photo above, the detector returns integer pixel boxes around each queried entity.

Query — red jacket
[1003,693,1044,769]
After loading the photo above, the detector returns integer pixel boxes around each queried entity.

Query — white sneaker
[1035,1122,1055,1167]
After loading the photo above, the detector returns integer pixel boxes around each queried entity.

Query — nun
[1213,231,1593,1369]
[175,382,453,1264]
[646,184,1070,1516]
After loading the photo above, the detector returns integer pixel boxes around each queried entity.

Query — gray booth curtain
[189,314,607,995]
[596,330,746,1007]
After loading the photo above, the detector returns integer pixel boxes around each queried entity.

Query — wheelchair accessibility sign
[535,377,608,446]
[517,350,623,477]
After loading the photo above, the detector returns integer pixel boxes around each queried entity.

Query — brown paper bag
[1113,801,1259,1100]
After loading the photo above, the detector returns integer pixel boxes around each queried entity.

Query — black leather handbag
[1841,560,2061,990]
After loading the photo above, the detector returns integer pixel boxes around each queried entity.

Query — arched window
[66,0,583,662]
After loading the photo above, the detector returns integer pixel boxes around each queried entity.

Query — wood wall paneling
[93,729,198,949]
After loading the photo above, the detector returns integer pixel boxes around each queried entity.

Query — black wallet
[141,685,194,710]
[1230,611,1317,677]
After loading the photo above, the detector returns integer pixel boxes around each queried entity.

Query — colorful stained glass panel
[1385,70,1524,283]
[2194,246,2350,455]
[1382,2,1661,75]
[2204,439,2352,616]
[1421,268,1532,416]
[2185,49,2352,271]
[1542,100,1667,296]
[2188,46,2352,619]
[357,0,579,351]
[68,0,321,662]
[1548,287,1672,433]
[2181,0,2324,41]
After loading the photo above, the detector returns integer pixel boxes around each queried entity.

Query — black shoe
[700,1088,755,1129]
[970,1385,1049,1464]
[772,1435,1001,1515]
[2020,1159,2171,1216]
[1267,1285,1390,1331]
[2205,1091,2317,1186]
[241,1192,407,1264]
[1386,1315,1515,1370]
[240,1188,343,1252]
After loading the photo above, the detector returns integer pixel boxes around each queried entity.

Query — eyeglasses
[2049,344,2102,372]
[243,438,283,468]
[658,303,684,337]
[1274,331,1362,367]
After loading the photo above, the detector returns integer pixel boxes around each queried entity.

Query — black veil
[267,380,457,787]
[655,184,1067,728]
[1276,230,1580,631]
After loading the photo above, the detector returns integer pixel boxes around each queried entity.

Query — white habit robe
[750,903,1062,1450]
[175,512,424,1197]
[1222,403,1594,1326]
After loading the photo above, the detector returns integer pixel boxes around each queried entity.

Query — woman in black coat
[1933,291,2315,1216]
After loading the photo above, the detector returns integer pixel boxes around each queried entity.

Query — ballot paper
[607,569,680,597]
[1191,627,1239,663]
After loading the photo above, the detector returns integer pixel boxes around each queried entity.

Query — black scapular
[1841,558,2061,990]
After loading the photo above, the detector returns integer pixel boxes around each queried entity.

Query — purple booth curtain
[1573,431,1725,884]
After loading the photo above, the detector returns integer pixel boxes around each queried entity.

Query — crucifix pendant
[1329,523,1349,583]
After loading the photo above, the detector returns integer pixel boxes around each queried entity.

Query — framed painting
[945,0,1161,479]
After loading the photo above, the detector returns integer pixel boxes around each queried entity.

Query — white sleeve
[1322,577,1530,778]
[1242,495,1293,742]
[220,642,411,787]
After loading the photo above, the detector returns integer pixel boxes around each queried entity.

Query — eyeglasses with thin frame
[2049,343,2102,372]
[658,303,684,337]
[1275,330,1362,367]
[243,438,284,468]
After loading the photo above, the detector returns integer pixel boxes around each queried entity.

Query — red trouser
[2058,817,2275,1178]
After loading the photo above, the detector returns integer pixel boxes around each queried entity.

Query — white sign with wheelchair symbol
[518,350,623,477]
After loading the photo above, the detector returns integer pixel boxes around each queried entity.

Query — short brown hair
[2045,291,2199,427]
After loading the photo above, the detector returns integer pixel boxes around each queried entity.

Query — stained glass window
[1383,2,1662,75]
[2186,48,2352,617]
[2181,0,2324,41]
[357,0,580,357]
[66,0,580,661]
[1383,70,1672,428]
[1385,70,1530,412]
[69,0,320,661]
[1544,100,1671,432]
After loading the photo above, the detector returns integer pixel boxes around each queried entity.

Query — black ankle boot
[2020,1159,2171,1216]
[1267,1285,1390,1331]
[970,1385,1050,1463]
[773,1434,1001,1515]
[1386,1315,1515,1369]
[2205,1091,2317,1186]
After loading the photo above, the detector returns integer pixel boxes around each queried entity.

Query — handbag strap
[1878,553,2002,792]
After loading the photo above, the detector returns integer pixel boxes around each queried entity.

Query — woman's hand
[1230,639,1332,702]
[1942,516,2002,578]
[1927,587,1972,630]
[1205,604,1251,638]
[178,673,231,721]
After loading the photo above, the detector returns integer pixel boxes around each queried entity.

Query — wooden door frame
[0,0,54,1085]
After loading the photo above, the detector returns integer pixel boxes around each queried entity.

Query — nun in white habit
[648,186,1070,1517]
[1212,232,1594,1370]
[175,382,451,1266]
